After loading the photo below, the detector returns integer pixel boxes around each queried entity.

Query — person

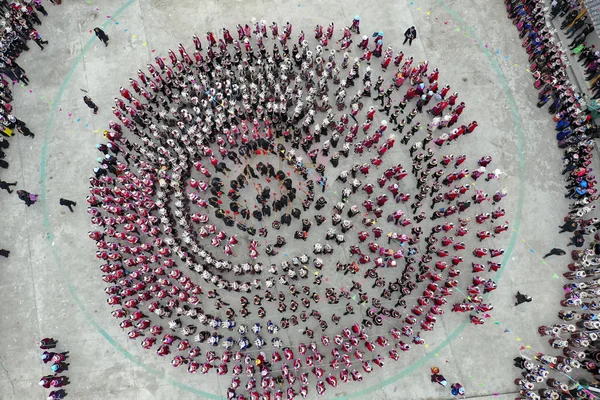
[565,18,588,38]
[451,382,465,397]
[543,248,566,258]
[50,376,68,388]
[37,338,57,349]
[16,123,35,138]
[559,220,578,233]
[0,249,9,257]
[515,291,532,306]
[39,376,52,388]
[59,198,77,212]
[51,362,68,374]
[430,367,447,386]
[47,390,66,400]
[17,190,37,207]
[33,1,49,17]
[94,27,109,46]
[29,30,49,50]
[83,96,99,114]
[11,66,29,86]
[403,26,417,46]
[0,179,17,193]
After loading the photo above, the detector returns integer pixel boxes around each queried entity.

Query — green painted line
[38,1,525,399]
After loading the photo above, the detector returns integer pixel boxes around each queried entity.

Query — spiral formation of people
[9,0,600,399]
[85,15,513,399]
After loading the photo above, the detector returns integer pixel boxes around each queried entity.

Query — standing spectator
[83,96,99,114]
[59,198,77,212]
[567,232,585,247]
[515,292,532,306]
[558,220,578,233]
[94,27,109,46]
[17,189,38,207]
[0,179,16,193]
[403,26,417,46]
[36,338,57,349]
[29,29,48,50]
[32,0,49,17]
[543,248,566,258]
[11,66,29,86]
[16,122,35,138]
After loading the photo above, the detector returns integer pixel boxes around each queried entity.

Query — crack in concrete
[0,354,16,394]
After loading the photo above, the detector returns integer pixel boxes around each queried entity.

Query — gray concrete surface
[0,0,578,399]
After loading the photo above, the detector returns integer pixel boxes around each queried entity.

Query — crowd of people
[0,0,49,153]
[507,0,600,398]
[37,337,70,400]
[0,0,59,257]
[86,14,512,398]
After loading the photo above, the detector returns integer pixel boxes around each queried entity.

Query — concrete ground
[0,0,577,399]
